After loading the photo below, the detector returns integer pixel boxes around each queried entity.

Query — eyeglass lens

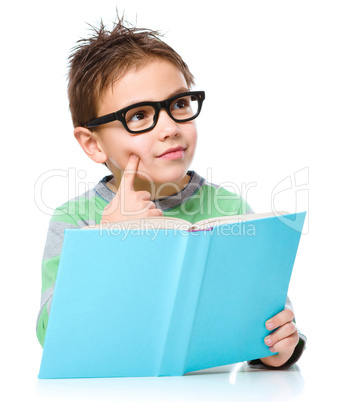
[125,94,199,132]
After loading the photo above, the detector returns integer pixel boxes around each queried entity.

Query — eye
[172,98,190,110]
[126,111,147,122]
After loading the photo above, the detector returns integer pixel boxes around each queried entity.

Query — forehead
[97,59,189,115]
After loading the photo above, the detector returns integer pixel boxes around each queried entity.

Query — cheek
[106,142,131,171]
[129,136,153,159]
[108,136,152,170]
[192,130,198,146]
[186,125,198,151]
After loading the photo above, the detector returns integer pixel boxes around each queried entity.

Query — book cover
[38,212,306,379]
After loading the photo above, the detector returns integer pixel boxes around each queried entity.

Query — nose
[155,109,180,140]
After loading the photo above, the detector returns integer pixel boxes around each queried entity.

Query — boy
[37,18,306,370]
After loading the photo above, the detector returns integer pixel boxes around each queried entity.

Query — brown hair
[68,17,195,128]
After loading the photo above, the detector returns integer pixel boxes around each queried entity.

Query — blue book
[38,211,306,379]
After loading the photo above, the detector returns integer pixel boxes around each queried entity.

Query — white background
[1,0,342,400]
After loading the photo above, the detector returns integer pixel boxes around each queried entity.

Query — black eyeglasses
[84,91,205,134]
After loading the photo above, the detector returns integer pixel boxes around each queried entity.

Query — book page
[82,211,289,232]
[83,216,193,231]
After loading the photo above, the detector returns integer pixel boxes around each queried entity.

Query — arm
[36,212,80,346]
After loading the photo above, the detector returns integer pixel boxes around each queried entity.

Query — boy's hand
[101,154,163,224]
[260,308,299,368]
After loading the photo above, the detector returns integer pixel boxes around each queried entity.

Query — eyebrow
[119,87,190,110]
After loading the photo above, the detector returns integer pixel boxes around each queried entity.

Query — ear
[74,127,108,164]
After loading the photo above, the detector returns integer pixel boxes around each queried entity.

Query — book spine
[157,231,211,376]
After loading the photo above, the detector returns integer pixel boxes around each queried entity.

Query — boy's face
[94,59,198,186]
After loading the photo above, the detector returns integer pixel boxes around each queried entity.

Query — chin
[151,168,190,185]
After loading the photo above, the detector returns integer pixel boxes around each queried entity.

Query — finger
[145,208,164,217]
[120,154,140,192]
[137,201,156,212]
[147,201,157,209]
[137,191,152,201]
[264,321,297,347]
[268,332,299,354]
[266,308,294,330]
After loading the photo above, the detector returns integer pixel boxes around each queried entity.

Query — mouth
[157,146,187,160]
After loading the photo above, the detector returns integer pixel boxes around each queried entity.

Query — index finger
[120,153,140,192]
[266,308,294,330]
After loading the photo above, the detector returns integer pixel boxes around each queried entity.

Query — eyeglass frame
[84,90,205,134]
